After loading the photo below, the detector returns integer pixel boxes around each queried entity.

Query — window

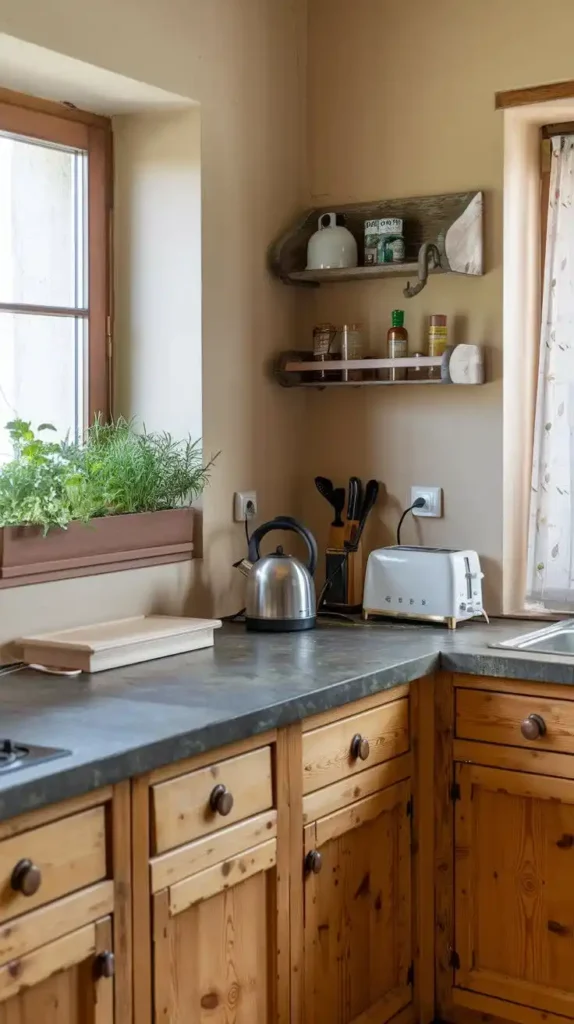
[0,92,111,463]
[525,125,574,611]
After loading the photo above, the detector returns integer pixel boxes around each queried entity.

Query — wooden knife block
[323,541,364,612]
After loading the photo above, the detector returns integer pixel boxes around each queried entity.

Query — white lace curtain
[527,135,574,609]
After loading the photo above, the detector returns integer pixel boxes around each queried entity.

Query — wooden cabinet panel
[454,763,574,1017]
[0,881,113,964]
[303,698,409,795]
[0,916,114,1023]
[150,810,277,892]
[153,841,278,1022]
[0,807,107,923]
[303,778,412,1024]
[456,687,574,755]
[152,746,273,854]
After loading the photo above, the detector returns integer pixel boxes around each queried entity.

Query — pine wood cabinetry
[0,785,131,1024]
[303,779,413,1024]
[454,763,574,1018]
[443,674,574,1024]
[7,667,574,1024]
[301,689,415,1024]
[134,732,289,1024]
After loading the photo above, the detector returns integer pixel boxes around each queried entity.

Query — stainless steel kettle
[237,516,317,632]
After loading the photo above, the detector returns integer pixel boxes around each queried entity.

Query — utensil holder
[323,541,364,613]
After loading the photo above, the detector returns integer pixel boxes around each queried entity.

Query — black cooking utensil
[331,487,346,527]
[347,478,379,550]
[346,478,357,521]
[347,476,362,522]
[353,477,364,519]
[315,476,335,509]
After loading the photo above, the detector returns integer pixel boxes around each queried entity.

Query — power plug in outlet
[411,485,443,518]
[234,491,258,522]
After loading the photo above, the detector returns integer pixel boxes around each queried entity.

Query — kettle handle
[248,517,318,578]
[319,212,337,230]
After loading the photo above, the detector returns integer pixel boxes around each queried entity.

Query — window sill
[0,508,196,587]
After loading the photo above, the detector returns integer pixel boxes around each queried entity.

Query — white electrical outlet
[234,491,258,522]
[411,485,443,518]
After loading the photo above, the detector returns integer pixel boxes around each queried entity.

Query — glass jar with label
[428,314,447,379]
[312,323,337,381]
[336,323,364,381]
[386,309,408,381]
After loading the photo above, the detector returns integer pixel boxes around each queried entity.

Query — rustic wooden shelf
[295,378,445,387]
[288,263,446,285]
[274,349,485,388]
[269,191,484,293]
[285,355,440,373]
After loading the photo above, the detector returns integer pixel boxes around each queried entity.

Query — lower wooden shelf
[274,348,485,388]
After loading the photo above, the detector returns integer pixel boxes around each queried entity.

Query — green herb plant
[0,418,216,534]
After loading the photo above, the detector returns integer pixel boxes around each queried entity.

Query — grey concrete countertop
[0,616,571,821]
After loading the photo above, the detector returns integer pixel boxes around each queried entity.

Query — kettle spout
[236,559,253,579]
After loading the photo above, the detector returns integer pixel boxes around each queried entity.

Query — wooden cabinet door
[454,763,574,1017]
[303,779,413,1024]
[0,916,114,1024]
[153,838,278,1022]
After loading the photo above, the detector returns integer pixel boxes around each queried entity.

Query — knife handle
[329,524,346,550]
[344,519,360,545]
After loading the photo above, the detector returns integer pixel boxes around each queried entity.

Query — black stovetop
[0,739,70,774]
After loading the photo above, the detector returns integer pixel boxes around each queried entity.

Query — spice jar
[312,323,337,381]
[386,309,408,381]
[428,314,447,379]
[336,323,364,381]
[407,352,428,381]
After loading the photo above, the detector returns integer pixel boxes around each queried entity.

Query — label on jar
[313,325,335,357]
[377,236,405,264]
[388,338,407,358]
[428,326,448,356]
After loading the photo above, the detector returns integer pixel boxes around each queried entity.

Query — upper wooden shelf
[269,191,484,292]
[288,262,446,285]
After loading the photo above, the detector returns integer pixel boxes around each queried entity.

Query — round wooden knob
[11,859,42,897]
[209,784,234,816]
[521,713,547,740]
[305,850,323,875]
[350,733,370,761]
[96,951,115,979]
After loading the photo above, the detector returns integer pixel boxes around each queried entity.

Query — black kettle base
[245,617,316,633]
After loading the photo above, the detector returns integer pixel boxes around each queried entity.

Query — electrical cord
[316,553,348,612]
[222,516,253,622]
[397,497,426,545]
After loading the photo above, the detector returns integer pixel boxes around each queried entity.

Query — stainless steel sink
[491,620,574,657]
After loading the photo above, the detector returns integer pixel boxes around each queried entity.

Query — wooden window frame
[0,87,113,425]
[0,89,199,590]
[496,80,574,109]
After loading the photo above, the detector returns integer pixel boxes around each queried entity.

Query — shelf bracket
[403,243,441,298]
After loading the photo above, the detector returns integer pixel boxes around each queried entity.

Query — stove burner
[0,739,29,767]
[0,741,70,774]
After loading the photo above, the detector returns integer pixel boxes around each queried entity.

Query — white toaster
[363,546,484,628]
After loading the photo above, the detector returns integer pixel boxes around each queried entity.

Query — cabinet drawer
[0,881,114,966]
[302,697,409,794]
[152,745,273,854]
[456,687,574,755]
[0,806,107,923]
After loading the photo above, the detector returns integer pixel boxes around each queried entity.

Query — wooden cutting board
[19,615,222,674]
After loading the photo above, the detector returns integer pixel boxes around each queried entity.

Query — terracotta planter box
[0,508,195,588]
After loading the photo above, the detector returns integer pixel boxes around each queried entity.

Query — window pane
[0,312,85,463]
[0,134,86,308]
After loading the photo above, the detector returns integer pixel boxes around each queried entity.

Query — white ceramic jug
[306,213,358,271]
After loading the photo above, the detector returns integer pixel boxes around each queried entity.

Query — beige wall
[113,108,203,443]
[303,0,574,612]
[0,0,307,655]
